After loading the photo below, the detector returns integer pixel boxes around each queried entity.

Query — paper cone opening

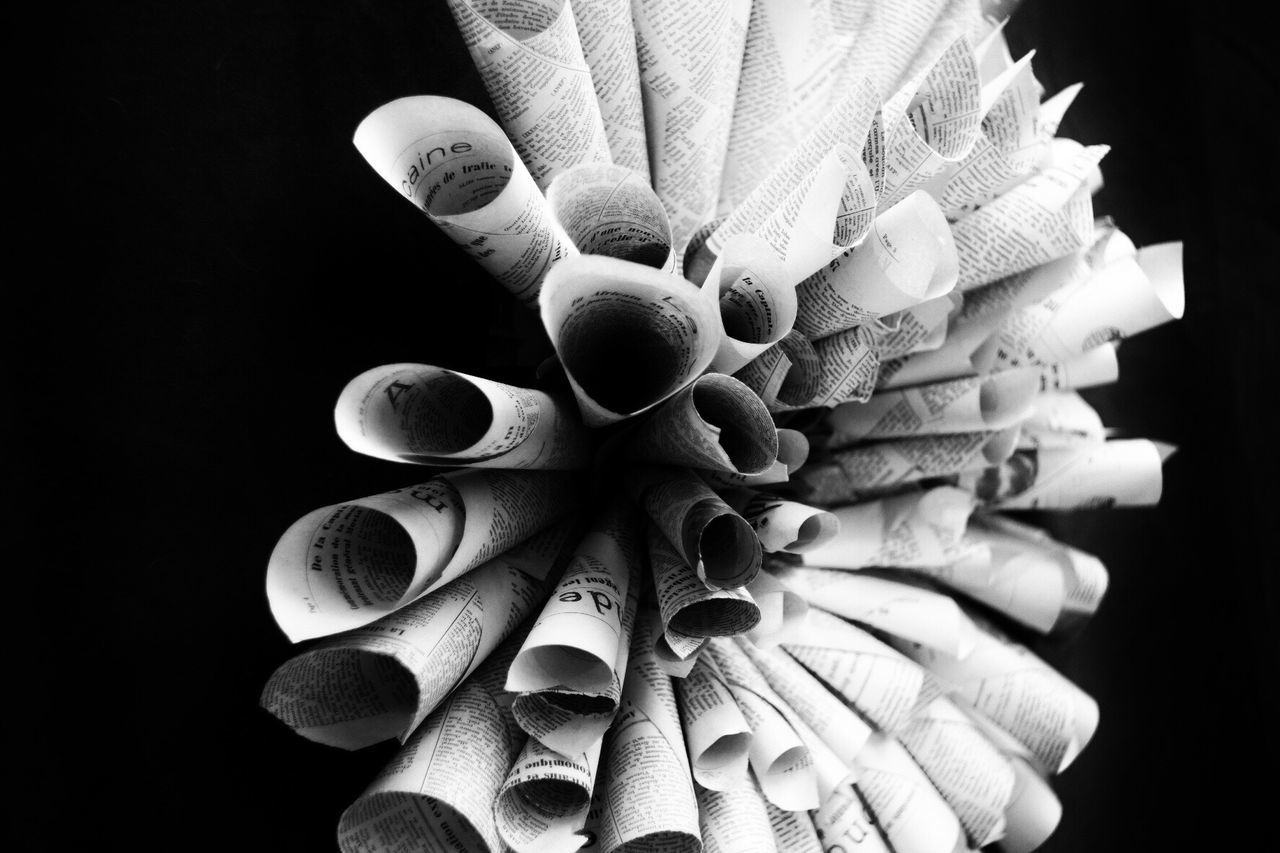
[692,375,779,475]
[669,597,761,639]
[698,514,762,589]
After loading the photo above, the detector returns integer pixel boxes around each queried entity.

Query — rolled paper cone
[625,373,779,475]
[335,363,592,470]
[782,607,926,733]
[799,486,977,569]
[539,254,721,426]
[812,783,892,853]
[708,234,799,375]
[742,570,809,648]
[444,0,611,189]
[825,368,1039,445]
[962,438,1165,509]
[765,799,823,852]
[873,290,962,360]
[771,329,823,407]
[853,733,967,853]
[1017,391,1105,448]
[676,653,753,792]
[260,523,575,748]
[697,427,810,489]
[1026,242,1185,363]
[495,736,602,853]
[795,190,960,340]
[649,525,761,655]
[336,629,528,853]
[568,0,650,178]
[546,162,674,270]
[1085,217,1137,267]
[807,324,882,408]
[1035,343,1119,392]
[696,783,776,853]
[720,489,839,554]
[631,467,762,590]
[353,96,575,306]
[995,757,1063,853]
[775,566,981,659]
[266,470,579,641]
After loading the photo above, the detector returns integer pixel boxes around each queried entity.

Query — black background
[21,0,1278,849]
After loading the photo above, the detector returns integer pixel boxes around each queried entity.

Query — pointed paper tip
[1153,441,1179,463]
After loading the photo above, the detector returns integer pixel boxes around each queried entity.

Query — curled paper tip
[1135,241,1186,320]
[1153,441,1179,463]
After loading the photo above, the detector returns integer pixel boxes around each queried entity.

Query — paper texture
[798,487,979,570]
[569,0,649,176]
[853,733,966,853]
[808,324,883,408]
[590,615,701,853]
[696,782,776,853]
[445,0,611,188]
[625,373,778,475]
[700,427,810,490]
[336,363,591,469]
[765,800,822,852]
[632,467,762,590]
[794,191,959,340]
[774,566,980,658]
[675,652,752,791]
[539,254,720,425]
[335,630,528,853]
[546,162,674,269]
[633,0,752,252]
[721,489,840,555]
[267,470,578,641]
[495,735,602,852]
[707,235,799,375]
[955,439,1166,509]
[261,523,574,748]
[813,782,892,853]
[742,570,809,648]
[508,504,642,754]
[354,95,575,305]
[782,607,926,733]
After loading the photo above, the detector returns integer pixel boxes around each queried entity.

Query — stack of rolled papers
[261,2,1185,850]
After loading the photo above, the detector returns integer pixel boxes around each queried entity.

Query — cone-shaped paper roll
[957,438,1165,509]
[996,756,1063,853]
[775,566,980,659]
[782,607,926,733]
[1017,391,1106,449]
[508,503,642,754]
[261,523,575,748]
[267,470,579,641]
[696,782,775,853]
[826,368,1038,445]
[495,736,603,853]
[853,733,967,853]
[353,96,575,305]
[591,615,701,853]
[335,363,592,469]
[631,467,762,590]
[806,324,882,408]
[798,486,979,570]
[676,652,752,791]
[539,255,721,426]
[872,291,962,360]
[336,629,529,853]
[813,783,893,853]
[795,191,960,340]
[444,0,611,189]
[625,373,778,475]
[568,0,649,177]
[708,235,799,375]
[720,489,839,554]
[698,427,811,490]
[546,162,674,270]
[765,799,822,852]
[1035,343,1119,392]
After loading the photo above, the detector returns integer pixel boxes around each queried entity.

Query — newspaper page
[696,782,777,853]
[707,235,799,375]
[765,800,821,853]
[999,755,1063,853]
[508,504,642,754]
[267,470,578,641]
[794,427,1020,504]
[649,526,761,670]
[261,523,575,748]
[354,95,575,305]
[812,783,892,853]
[631,467,762,590]
[700,427,811,489]
[952,141,1108,290]
[624,373,779,476]
[853,733,967,853]
[632,0,751,252]
[737,640,873,767]
[444,0,611,188]
[546,163,674,270]
[772,566,979,658]
[568,0,649,177]
[797,487,980,570]
[675,652,752,791]
[495,735,603,852]
[335,630,528,853]
[878,37,982,210]
[539,254,721,425]
[705,639,820,810]
[720,489,839,554]
[782,607,926,733]
[590,616,701,853]
[896,694,1015,847]
[335,363,592,469]
[794,191,959,341]
[896,618,1100,774]
[955,439,1168,509]
[705,80,882,283]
